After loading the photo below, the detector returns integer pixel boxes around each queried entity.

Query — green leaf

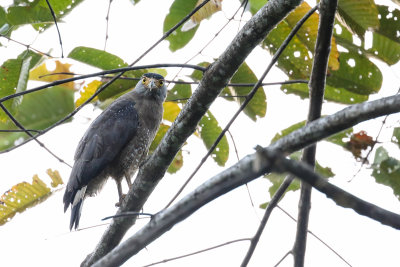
[392,127,400,148]
[334,22,400,66]
[367,5,400,65]
[227,62,267,121]
[262,151,334,206]
[17,50,45,69]
[325,128,353,148]
[0,50,46,121]
[190,61,210,81]
[149,124,183,173]
[337,0,379,38]
[69,46,168,100]
[199,111,229,166]
[0,6,10,35]
[6,0,84,31]
[96,79,137,101]
[284,2,339,71]
[372,147,400,201]
[6,4,53,27]
[166,81,192,102]
[69,46,136,101]
[281,83,369,104]
[68,46,128,70]
[0,86,74,151]
[271,120,353,148]
[327,52,382,95]
[263,21,312,80]
[0,59,23,121]
[247,0,268,14]
[0,169,63,225]
[167,150,183,174]
[163,0,199,51]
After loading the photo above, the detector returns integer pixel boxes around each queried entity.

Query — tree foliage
[0,0,399,266]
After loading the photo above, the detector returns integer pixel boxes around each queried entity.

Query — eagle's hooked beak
[149,78,157,91]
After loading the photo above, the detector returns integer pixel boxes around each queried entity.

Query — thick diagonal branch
[82,0,304,266]
[91,94,400,267]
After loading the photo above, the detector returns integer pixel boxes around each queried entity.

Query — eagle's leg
[125,175,132,188]
[115,180,126,207]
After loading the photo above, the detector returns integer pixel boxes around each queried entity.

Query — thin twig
[0,129,41,133]
[102,212,153,221]
[274,250,292,267]
[0,103,71,167]
[241,175,295,266]
[0,34,53,57]
[89,93,400,267]
[142,238,251,267]
[0,64,206,104]
[277,205,352,267]
[0,64,206,154]
[257,147,400,229]
[164,4,319,210]
[349,88,400,182]
[45,0,64,58]
[104,0,113,51]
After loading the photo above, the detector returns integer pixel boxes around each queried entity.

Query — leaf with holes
[284,1,339,71]
[372,147,400,201]
[166,81,192,102]
[367,5,400,65]
[392,127,400,148]
[227,62,267,121]
[0,58,30,121]
[281,83,369,104]
[0,169,63,225]
[164,0,199,51]
[334,20,400,66]
[327,52,382,95]
[345,130,375,160]
[0,86,74,151]
[199,111,229,166]
[30,60,76,89]
[263,21,312,79]
[6,0,84,31]
[75,80,102,107]
[336,0,379,38]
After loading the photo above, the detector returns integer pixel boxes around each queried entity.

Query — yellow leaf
[29,60,76,89]
[0,171,64,225]
[182,0,223,31]
[75,80,102,107]
[285,2,340,71]
[163,101,181,122]
[46,169,64,187]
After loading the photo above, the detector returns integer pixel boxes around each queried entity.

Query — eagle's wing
[63,98,138,228]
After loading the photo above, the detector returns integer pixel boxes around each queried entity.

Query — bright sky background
[1,0,400,266]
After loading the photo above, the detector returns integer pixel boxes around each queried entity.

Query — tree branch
[258,148,400,230]
[90,94,400,267]
[82,0,304,265]
[293,0,338,265]
[93,95,400,267]
[240,175,295,266]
